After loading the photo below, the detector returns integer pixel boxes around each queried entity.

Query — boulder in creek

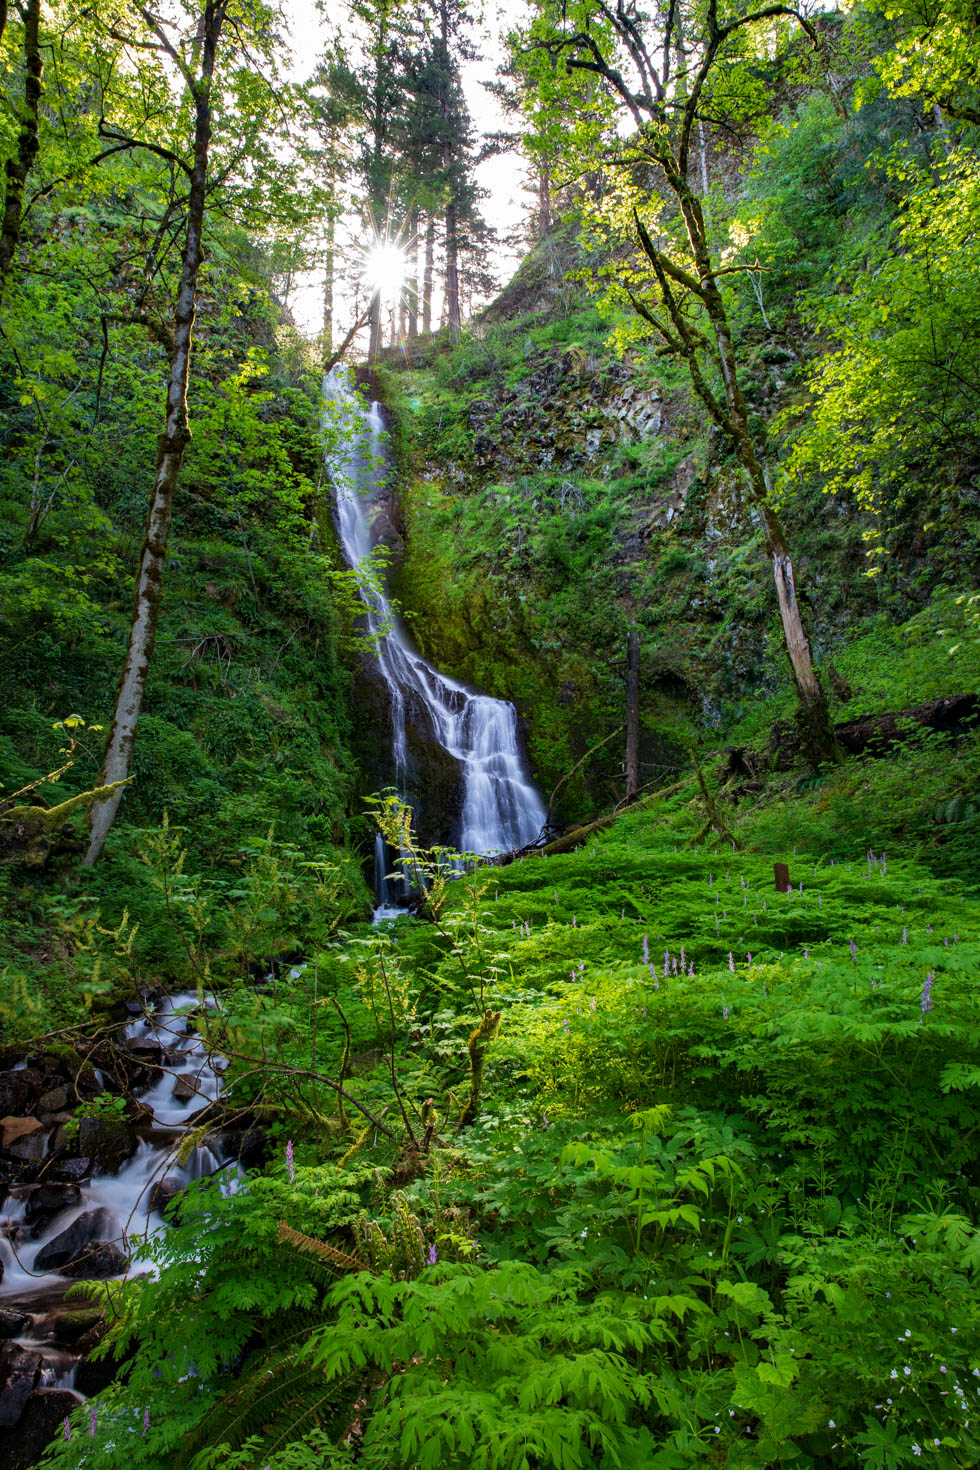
[33,1206,114,1273]
[60,1241,128,1279]
[0,1388,81,1470]
[0,1117,44,1151]
[0,1071,44,1117]
[2,1120,49,1164]
[149,1174,184,1216]
[25,1183,81,1235]
[37,1088,68,1115]
[50,1157,91,1183]
[77,1115,137,1173]
[0,1311,29,1338]
[0,1345,42,1429]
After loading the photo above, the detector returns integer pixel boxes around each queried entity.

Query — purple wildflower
[90,1407,97,1438]
[709,873,713,886]
[572,916,577,927]
[920,972,935,1021]
[746,953,752,966]
[579,960,585,975]
[542,1112,549,1126]
[728,951,735,972]
[286,1139,294,1184]
[944,936,949,948]
[722,1003,730,1020]
[681,946,686,967]
[672,957,677,976]
[589,996,597,1012]
[849,939,857,962]
[428,1244,438,1265]
[143,1408,150,1438]
[63,1418,71,1442]
[642,934,649,964]
[664,949,669,973]
[804,948,809,959]
[688,962,694,976]
[649,962,656,983]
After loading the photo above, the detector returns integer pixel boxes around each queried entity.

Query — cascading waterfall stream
[324,366,547,906]
[0,994,240,1404]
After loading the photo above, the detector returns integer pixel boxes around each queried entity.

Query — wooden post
[774,862,790,892]
[625,632,639,803]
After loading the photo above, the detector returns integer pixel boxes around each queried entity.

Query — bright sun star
[361,242,407,302]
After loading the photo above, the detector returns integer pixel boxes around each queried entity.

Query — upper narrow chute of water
[323,367,547,871]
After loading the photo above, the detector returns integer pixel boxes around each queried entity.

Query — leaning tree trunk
[701,267,841,766]
[676,183,842,768]
[0,0,42,302]
[85,7,225,865]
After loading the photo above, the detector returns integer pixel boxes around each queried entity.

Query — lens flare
[362,242,406,302]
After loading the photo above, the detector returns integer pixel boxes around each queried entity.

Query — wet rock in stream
[0,1344,41,1427]
[0,1389,81,1470]
[32,1208,126,1277]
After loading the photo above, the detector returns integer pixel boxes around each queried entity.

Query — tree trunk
[444,196,460,341]
[537,155,552,235]
[625,631,639,801]
[85,2,226,865]
[368,292,382,361]
[322,208,335,355]
[0,0,42,302]
[664,181,841,768]
[422,215,434,334]
[407,208,419,339]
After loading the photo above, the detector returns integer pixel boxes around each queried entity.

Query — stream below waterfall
[0,993,240,1445]
[324,365,547,915]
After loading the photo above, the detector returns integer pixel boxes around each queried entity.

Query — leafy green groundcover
[45,812,980,1470]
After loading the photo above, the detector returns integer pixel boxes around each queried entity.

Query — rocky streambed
[0,992,259,1467]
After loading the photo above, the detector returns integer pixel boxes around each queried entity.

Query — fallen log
[833,694,979,757]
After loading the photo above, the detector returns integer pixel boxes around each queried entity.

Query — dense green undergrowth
[39,758,980,1469]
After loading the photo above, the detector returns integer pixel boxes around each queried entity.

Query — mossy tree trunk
[85,0,228,865]
[0,0,42,302]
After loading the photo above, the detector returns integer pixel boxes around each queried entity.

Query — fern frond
[277,1221,375,1274]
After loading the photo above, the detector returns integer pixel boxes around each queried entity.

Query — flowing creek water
[0,373,547,1448]
[0,994,239,1426]
[324,365,547,915]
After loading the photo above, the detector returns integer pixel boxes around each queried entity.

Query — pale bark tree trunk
[85,0,227,865]
[0,0,42,302]
[422,215,434,334]
[635,187,841,768]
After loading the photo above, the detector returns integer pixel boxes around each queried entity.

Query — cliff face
[370,209,973,821]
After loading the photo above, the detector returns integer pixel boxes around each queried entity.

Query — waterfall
[323,366,547,898]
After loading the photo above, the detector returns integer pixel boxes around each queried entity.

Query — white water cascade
[0,994,240,1402]
[324,367,547,904]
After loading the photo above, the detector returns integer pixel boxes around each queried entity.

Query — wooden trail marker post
[774,862,790,892]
